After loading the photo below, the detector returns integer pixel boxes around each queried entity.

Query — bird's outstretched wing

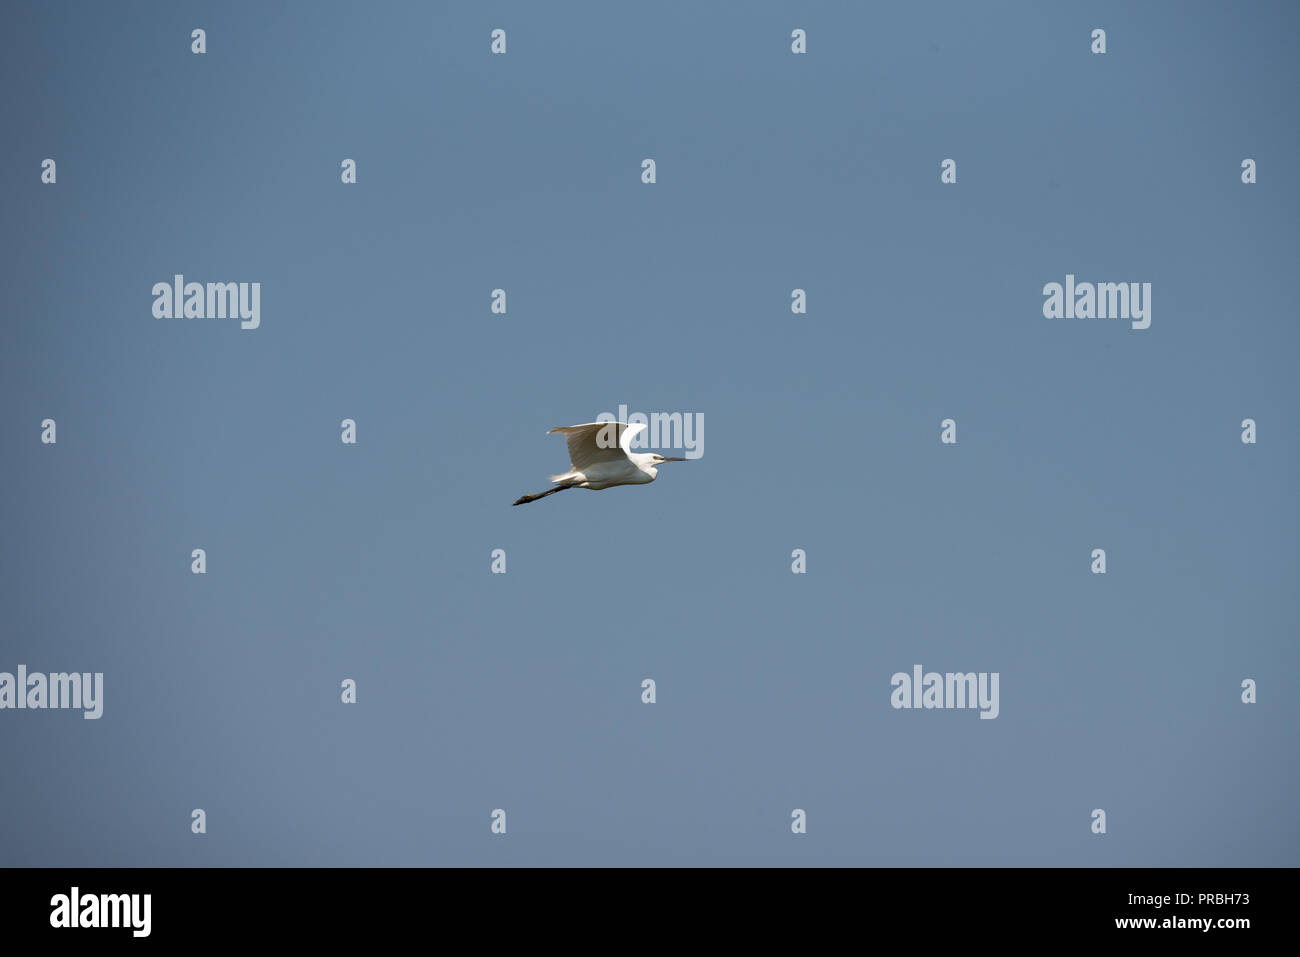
[549,421,647,471]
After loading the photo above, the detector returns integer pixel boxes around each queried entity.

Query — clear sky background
[1,0,1296,866]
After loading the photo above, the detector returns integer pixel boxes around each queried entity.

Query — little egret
[512,421,687,506]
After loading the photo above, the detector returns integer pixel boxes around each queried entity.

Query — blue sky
[1,0,1296,865]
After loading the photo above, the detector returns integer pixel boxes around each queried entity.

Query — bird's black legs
[512,486,572,506]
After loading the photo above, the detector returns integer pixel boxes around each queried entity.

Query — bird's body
[551,458,657,490]
[512,422,687,505]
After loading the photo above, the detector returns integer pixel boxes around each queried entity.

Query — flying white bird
[512,421,687,506]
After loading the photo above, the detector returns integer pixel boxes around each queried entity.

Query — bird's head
[637,452,687,478]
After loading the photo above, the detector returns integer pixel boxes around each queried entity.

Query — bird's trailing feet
[512,486,571,506]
